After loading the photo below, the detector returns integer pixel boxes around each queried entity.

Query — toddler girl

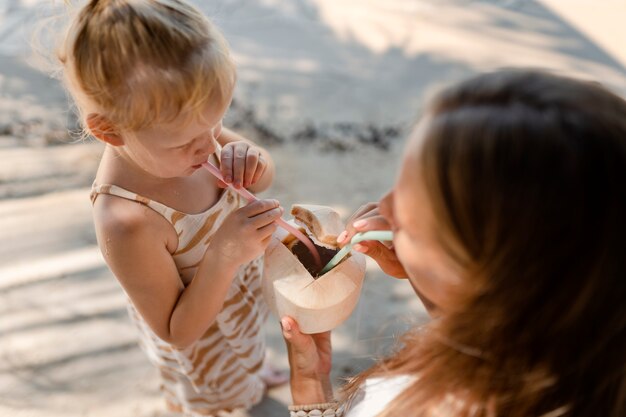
[58,0,285,414]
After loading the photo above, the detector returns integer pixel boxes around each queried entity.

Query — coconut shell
[291,204,344,249]
[263,205,366,334]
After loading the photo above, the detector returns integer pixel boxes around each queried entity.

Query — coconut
[262,204,366,334]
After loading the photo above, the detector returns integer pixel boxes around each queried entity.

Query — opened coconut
[263,204,366,334]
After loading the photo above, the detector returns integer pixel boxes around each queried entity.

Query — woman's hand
[219,141,268,189]
[337,202,408,278]
[281,316,334,404]
[209,199,283,267]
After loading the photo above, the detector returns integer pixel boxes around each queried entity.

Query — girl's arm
[217,127,276,194]
[94,194,282,349]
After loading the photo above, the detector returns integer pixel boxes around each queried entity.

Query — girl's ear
[86,113,124,146]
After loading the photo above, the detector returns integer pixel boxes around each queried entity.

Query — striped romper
[90,178,269,416]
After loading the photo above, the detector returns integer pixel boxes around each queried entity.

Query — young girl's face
[121,103,227,179]
[380,123,464,314]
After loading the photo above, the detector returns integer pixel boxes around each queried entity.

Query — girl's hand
[281,316,334,404]
[209,199,283,266]
[337,203,408,278]
[219,141,268,189]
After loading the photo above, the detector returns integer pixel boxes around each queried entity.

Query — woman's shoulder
[344,375,414,417]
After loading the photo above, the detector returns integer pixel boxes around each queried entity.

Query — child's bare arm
[217,127,275,193]
[94,196,282,349]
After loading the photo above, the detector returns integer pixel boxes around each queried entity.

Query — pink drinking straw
[202,161,322,269]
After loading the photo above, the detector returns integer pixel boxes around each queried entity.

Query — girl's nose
[193,137,214,155]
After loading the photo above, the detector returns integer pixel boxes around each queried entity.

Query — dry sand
[1,1,625,416]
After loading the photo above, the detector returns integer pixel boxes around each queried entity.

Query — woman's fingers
[337,203,380,246]
[280,316,299,340]
[352,214,391,233]
[338,214,392,247]
[281,316,314,358]
[281,316,334,388]
[349,202,379,221]
[353,241,408,278]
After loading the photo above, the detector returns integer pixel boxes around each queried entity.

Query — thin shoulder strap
[90,146,222,223]
[90,183,178,222]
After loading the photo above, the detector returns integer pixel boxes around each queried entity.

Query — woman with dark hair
[282,69,626,417]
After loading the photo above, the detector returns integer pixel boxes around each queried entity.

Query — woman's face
[379,123,464,314]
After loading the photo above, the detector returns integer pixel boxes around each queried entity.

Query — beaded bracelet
[288,401,343,417]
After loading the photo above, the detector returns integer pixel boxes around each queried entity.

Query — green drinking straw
[319,230,394,275]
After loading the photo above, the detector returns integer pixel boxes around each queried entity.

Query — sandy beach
[1,1,625,416]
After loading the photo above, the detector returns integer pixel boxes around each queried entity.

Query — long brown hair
[346,70,626,416]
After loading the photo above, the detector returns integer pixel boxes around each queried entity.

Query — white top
[345,376,413,417]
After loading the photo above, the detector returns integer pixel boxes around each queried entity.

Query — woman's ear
[86,113,124,146]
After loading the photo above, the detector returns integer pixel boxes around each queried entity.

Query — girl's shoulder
[92,187,152,230]
[91,185,179,254]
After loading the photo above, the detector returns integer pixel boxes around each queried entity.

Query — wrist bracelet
[288,401,343,417]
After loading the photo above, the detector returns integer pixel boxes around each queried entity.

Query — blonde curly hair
[58,0,235,134]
